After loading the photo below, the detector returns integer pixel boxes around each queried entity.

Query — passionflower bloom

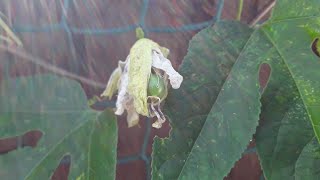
[101,38,183,128]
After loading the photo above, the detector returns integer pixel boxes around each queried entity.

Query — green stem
[237,0,244,21]
[135,27,145,40]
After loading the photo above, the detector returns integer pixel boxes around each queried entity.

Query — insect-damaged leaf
[254,0,320,179]
[0,74,117,180]
[152,1,320,179]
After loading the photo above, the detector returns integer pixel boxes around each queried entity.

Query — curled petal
[148,96,166,129]
[126,98,140,127]
[101,59,127,99]
[152,121,162,129]
[159,46,170,58]
[152,50,183,89]
[115,58,130,115]
[100,66,122,99]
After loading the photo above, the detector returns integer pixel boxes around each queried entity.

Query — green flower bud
[148,73,167,100]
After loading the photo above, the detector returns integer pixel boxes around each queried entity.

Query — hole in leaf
[0,135,19,154]
[311,37,320,57]
[0,130,43,154]
[51,154,71,180]
[21,130,43,148]
[259,63,271,92]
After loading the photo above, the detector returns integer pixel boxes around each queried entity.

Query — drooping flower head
[101,38,183,128]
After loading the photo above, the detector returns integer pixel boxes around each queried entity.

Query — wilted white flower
[101,38,183,128]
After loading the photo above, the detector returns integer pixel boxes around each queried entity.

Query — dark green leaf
[262,0,320,140]
[0,74,117,179]
[256,69,314,179]
[153,1,320,179]
[252,0,320,179]
[152,21,266,180]
[295,138,320,179]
